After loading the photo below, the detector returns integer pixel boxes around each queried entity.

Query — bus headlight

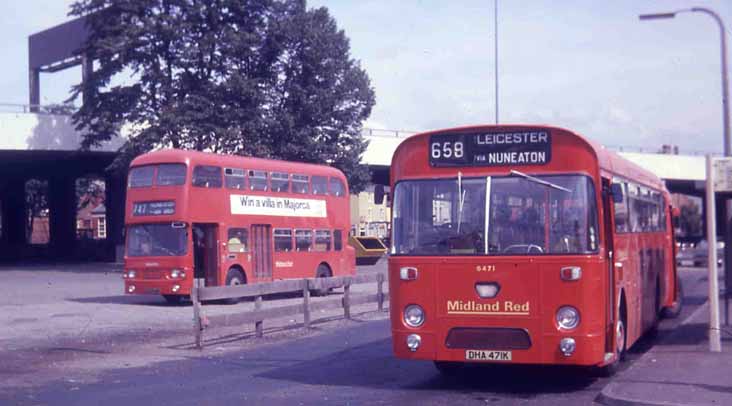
[404,304,425,328]
[170,269,186,279]
[556,306,580,330]
[124,270,137,279]
[559,337,576,356]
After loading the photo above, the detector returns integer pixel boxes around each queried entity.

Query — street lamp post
[639,7,730,353]
[639,8,730,155]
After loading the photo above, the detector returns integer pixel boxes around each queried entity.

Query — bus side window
[249,170,268,191]
[329,178,345,197]
[333,230,343,251]
[314,230,331,251]
[295,229,313,251]
[224,168,246,190]
[274,229,293,252]
[612,180,628,233]
[292,174,309,194]
[228,228,248,253]
[193,165,222,188]
[271,172,290,193]
[312,176,328,195]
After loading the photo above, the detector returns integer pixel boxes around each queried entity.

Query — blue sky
[3,1,732,154]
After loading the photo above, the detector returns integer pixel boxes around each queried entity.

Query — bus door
[251,224,273,281]
[602,178,618,353]
[193,223,219,287]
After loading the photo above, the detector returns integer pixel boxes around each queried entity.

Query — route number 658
[431,141,464,159]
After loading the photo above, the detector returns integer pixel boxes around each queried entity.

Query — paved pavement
[600,298,732,405]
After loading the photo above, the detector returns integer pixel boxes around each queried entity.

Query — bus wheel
[662,277,683,319]
[434,361,465,378]
[163,295,183,305]
[223,268,246,304]
[597,304,627,377]
[312,264,332,296]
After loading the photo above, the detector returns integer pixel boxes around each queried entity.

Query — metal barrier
[191,273,387,348]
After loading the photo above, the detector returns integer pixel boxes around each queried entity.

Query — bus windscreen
[127,223,188,257]
[392,175,598,256]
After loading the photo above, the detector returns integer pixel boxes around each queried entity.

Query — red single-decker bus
[388,125,682,374]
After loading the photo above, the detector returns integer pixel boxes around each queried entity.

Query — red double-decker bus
[388,125,682,374]
[123,149,355,303]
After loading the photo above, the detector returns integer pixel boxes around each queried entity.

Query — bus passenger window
[274,229,293,252]
[225,168,246,190]
[192,166,222,188]
[249,170,268,191]
[292,174,309,194]
[612,180,628,233]
[129,166,155,188]
[329,178,345,197]
[271,172,290,193]
[333,230,343,251]
[228,228,248,253]
[312,176,328,195]
[295,229,313,251]
[314,230,331,251]
[157,164,187,186]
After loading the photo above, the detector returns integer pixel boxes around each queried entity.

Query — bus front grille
[445,327,532,350]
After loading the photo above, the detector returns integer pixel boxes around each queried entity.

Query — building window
[97,217,107,239]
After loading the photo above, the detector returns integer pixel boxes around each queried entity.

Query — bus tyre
[434,361,465,378]
[223,268,246,304]
[597,309,627,377]
[163,295,183,305]
[661,277,683,319]
[312,264,332,297]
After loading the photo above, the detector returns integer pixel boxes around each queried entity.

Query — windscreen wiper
[509,170,571,193]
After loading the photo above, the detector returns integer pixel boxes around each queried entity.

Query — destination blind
[429,130,552,167]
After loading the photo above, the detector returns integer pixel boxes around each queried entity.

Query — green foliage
[69,0,374,192]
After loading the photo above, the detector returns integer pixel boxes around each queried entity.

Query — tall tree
[69,0,374,192]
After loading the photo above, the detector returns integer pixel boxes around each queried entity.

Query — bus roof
[392,124,667,191]
[130,149,346,179]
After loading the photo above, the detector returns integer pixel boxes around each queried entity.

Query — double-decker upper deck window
[225,168,246,190]
[192,166,222,188]
[295,229,313,251]
[274,229,293,252]
[156,164,187,186]
[329,178,345,197]
[312,176,328,195]
[271,172,290,192]
[249,170,268,191]
[292,174,309,194]
[129,166,155,188]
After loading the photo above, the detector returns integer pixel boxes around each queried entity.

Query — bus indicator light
[400,267,418,281]
[560,267,582,281]
[559,337,576,356]
[475,282,500,298]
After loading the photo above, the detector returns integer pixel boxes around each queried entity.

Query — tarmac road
[0,264,712,406]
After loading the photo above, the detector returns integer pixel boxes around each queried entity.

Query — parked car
[676,240,724,267]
